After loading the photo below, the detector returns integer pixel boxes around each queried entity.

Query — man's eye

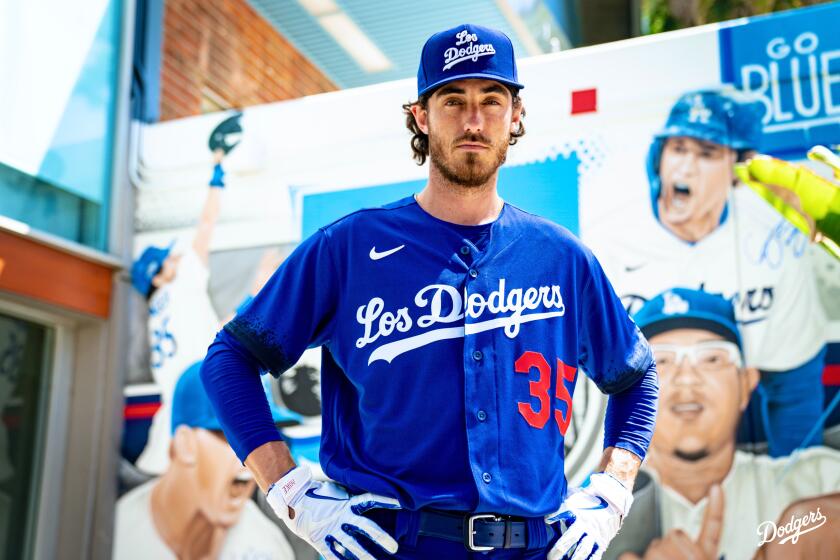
[654,354,674,365]
[484,99,501,105]
[444,99,462,106]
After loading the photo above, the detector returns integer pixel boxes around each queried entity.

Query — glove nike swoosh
[579,496,609,511]
[305,488,347,501]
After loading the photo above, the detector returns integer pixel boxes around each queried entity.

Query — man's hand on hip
[546,472,634,560]
[266,465,400,560]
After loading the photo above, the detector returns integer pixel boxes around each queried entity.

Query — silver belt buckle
[466,514,497,551]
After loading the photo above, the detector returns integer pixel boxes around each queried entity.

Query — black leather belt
[417,510,529,551]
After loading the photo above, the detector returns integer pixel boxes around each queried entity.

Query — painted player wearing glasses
[201,24,658,560]
[611,288,840,560]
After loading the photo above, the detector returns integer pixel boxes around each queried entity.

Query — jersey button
[472,350,483,361]
[482,472,492,484]
[468,268,478,278]
[477,410,487,421]
[460,245,470,255]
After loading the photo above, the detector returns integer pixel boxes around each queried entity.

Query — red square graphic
[571,88,597,115]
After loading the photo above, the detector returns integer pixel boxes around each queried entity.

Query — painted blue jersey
[225,196,653,516]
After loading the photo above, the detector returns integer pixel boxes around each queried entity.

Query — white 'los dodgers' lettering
[356,278,566,363]
[443,30,496,71]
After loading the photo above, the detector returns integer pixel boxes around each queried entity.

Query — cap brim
[419,72,524,97]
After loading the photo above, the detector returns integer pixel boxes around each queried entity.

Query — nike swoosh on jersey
[624,263,647,273]
[369,245,405,260]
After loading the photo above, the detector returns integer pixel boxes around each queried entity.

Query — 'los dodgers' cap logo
[417,23,524,97]
[443,30,497,70]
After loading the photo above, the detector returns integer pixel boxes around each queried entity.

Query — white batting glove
[266,465,401,560]
[546,472,633,560]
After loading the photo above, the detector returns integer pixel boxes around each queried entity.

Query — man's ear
[171,425,198,466]
[411,104,429,135]
[739,367,760,411]
[511,103,523,133]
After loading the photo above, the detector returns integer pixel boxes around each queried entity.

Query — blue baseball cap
[655,89,764,151]
[171,361,301,435]
[130,245,172,297]
[633,288,741,349]
[417,23,524,97]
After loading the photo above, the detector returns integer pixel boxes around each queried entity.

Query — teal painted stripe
[301,155,580,239]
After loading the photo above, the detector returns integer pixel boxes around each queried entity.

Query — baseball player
[589,89,827,457]
[609,288,840,560]
[200,24,659,560]
[131,115,241,473]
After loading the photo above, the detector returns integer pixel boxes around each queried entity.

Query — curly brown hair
[401,87,526,165]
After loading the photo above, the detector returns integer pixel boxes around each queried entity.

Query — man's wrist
[266,465,312,522]
[589,472,634,516]
[268,465,312,506]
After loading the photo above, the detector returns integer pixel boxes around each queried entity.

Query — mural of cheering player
[594,89,828,457]
[131,113,243,474]
[113,362,294,560]
[608,288,840,560]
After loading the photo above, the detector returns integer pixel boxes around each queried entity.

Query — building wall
[161,0,337,120]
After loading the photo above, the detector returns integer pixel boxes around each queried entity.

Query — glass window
[0,313,53,559]
[0,0,122,251]
[0,163,104,248]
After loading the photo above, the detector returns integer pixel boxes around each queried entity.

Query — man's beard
[429,131,509,188]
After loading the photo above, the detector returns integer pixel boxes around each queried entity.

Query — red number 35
[514,351,577,436]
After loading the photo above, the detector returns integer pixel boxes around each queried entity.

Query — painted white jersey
[113,480,294,560]
[586,187,827,371]
[646,447,840,560]
[136,247,220,473]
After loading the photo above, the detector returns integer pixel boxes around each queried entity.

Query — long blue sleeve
[200,329,283,462]
[603,363,659,461]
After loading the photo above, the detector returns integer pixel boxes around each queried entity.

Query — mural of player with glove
[200,23,658,560]
[594,88,828,457]
[131,113,242,474]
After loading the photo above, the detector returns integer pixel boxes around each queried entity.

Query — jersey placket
[459,239,506,512]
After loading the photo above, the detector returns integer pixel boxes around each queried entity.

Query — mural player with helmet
[130,113,242,474]
[591,88,828,457]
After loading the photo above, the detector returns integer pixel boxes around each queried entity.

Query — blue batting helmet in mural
[646,89,766,217]
[130,244,172,297]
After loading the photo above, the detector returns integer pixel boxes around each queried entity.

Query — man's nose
[676,152,699,176]
[673,356,702,385]
[464,104,484,133]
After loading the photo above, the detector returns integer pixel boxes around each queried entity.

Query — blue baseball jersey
[225,196,653,517]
